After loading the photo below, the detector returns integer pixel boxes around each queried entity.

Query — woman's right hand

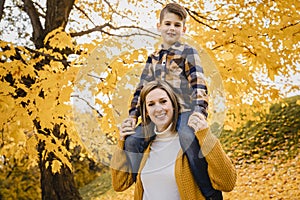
[119,117,136,140]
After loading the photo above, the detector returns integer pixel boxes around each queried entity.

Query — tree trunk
[45,0,75,33]
[22,0,79,197]
[23,0,75,48]
[36,123,82,200]
[39,152,82,200]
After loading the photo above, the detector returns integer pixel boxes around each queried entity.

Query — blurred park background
[0,0,299,199]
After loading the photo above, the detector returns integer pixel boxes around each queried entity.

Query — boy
[121,3,222,200]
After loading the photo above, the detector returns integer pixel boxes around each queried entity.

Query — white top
[141,123,181,200]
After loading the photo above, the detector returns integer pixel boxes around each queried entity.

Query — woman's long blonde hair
[139,80,180,141]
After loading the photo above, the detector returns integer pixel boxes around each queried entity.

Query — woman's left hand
[187,112,208,132]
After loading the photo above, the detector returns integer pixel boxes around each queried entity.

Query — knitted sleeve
[110,140,135,192]
[196,128,237,192]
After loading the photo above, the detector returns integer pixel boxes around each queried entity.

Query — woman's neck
[155,123,173,135]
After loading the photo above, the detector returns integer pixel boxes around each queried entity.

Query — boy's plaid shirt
[129,42,209,118]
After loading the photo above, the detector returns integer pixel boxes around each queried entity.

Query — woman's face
[145,88,174,132]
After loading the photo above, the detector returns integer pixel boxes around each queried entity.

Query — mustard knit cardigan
[111,128,237,200]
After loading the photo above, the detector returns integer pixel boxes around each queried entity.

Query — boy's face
[157,12,186,48]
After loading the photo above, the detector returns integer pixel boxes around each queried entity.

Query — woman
[110,80,236,200]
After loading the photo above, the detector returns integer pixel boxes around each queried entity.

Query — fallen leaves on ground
[84,154,300,200]
[223,154,300,200]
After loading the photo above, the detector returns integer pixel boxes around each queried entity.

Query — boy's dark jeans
[124,124,149,180]
[176,112,223,200]
[124,111,222,200]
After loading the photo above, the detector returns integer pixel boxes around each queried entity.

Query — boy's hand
[119,117,136,140]
[124,117,137,129]
[188,112,208,132]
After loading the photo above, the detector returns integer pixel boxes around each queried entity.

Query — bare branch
[74,4,96,26]
[70,22,159,38]
[185,8,219,31]
[87,73,105,82]
[242,45,257,56]
[280,21,300,31]
[0,128,4,148]
[212,39,257,57]
[212,40,236,50]
[103,0,137,23]
[154,1,238,31]
[112,105,121,117]
[22,0,44,48]
[99,30,158,38]
[153,0,164,6]
[107,23,159,36]
[293,30,300,36]
[0,0,5,21]
[70,95,103,118]
[70,22,110,37]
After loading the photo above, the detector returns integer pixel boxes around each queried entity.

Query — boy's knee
[124,135,145,153]
[178,131,199,152]
[125,136,137,149]
[178,128,195,141]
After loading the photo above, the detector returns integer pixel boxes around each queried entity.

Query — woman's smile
[155,112,167,120]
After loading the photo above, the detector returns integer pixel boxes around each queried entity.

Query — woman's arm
[110,140,135,192]
[196,128,237,192]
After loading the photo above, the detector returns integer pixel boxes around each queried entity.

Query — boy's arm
[184,47,209,118]
[128,56,155,119]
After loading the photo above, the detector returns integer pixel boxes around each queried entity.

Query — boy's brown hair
[160,3,187,24]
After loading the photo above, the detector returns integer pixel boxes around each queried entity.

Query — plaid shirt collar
[153,41,183,57]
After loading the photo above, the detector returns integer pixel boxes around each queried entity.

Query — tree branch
[154,1,238,31]
[280,21,300,31]
[98,30,158,38]
[0,0,5,21]
[0,128,4,148]
[70,22,159,38]
[185,8,219,31]
[22,0,44,48]
[70,22,110,37]
[107,24,159,36]
[153,0,164,6]
[73,4,96,26]
[24,46,69,68]
[70,95,103,118]
[242,45,257,56]
[103,0,137,23]
[212,40,236,50]
[87,73,105,82]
